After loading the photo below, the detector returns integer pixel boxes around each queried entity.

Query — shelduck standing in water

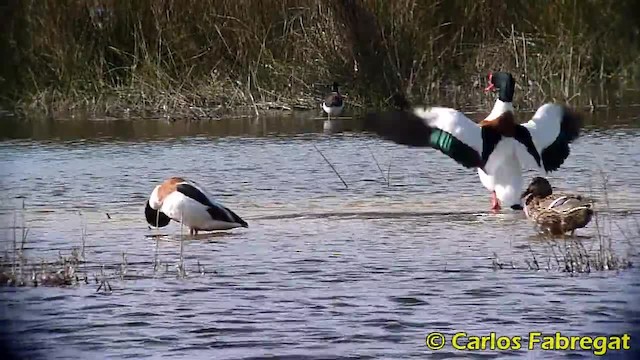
[145,177,248,235]
[362,72,584,211]
[479,71,519,210]
[322,82,344,120]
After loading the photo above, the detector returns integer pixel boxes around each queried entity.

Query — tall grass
[1,0,639,118]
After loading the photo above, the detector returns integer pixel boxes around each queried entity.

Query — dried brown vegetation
[1,0,639,118]
[0,205,205,290]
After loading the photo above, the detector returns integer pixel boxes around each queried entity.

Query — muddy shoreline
[5,83,640,123]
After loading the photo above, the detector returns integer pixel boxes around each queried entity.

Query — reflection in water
[0,107,639,359]
[1,106,639,141]
[323,118,335,134]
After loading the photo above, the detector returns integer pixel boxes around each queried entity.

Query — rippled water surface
[1,107,640,359]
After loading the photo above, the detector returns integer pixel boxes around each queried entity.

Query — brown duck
[521,177,594,236]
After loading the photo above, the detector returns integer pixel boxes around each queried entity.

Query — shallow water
[0,106,639,359]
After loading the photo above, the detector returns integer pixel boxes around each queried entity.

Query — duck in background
[362,72,584,211]
[521,177,594,236]
[322,82,344,120]
[145,177,248,235]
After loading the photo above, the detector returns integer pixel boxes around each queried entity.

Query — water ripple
[1,114,639,359]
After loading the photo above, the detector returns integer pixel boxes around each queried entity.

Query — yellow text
[528,332,631,356]
[452,332,522,351]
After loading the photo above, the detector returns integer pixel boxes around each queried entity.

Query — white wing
[412,107,484,154]
[148,185,162,209]
[514,103,582,172]
[363,106,498,169]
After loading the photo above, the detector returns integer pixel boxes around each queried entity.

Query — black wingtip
[540,105,584,172]
[362,110,434,147]
[560,106,584,143]
[363,108,484,169]
[144,201,171,228]
[225,207,248,228]
[235,216,248,228]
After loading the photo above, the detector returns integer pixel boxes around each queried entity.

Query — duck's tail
[561,205,594,230]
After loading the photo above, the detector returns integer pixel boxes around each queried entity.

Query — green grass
[1,0,639,119]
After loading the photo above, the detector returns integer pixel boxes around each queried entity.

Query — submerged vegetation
[1,211,635,289]
[493,173,636,274]
[0,207,207,291]
[1,173,637,290]
[1,0,640,118]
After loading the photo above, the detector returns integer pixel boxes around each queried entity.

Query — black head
[144,200,171,227]
[485,71,515,103]
[325,82,343,107]
[521,177,553,200]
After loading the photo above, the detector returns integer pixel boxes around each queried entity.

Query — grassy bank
[1,0,639,119]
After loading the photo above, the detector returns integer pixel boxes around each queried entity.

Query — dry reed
[1,0,638,119]
[0,200,207,289]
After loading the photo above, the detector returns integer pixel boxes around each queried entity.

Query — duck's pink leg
[490,191,501,211]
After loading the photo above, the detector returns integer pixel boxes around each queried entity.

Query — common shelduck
[482,71,584,210]
[322,82,344,120]
[144,177,248,235]
[521,177,594,236]
[479,71,519,210]
[362,78,584,211]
